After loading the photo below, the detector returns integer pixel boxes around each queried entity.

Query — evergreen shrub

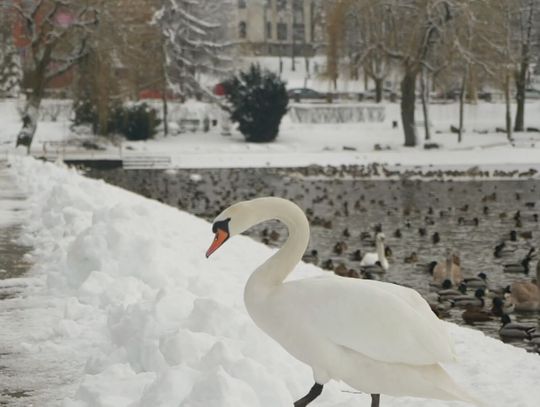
[223,64,289,142]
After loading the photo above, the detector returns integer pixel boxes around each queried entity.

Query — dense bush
[119,103,161,141]
[72,99,98,128]
[72,100,160,141]
[223,64,288,142]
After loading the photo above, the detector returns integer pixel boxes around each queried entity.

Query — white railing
[289,103,386,124]
[122,155,171,170]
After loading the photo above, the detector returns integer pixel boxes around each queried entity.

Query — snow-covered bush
[72,101,160,141]
[118,103,161,141]
[223,64,289,143]
[0,35,21,98]
[72,99,98,127]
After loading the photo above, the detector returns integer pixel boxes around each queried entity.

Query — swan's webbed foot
[293,383,323,407]
[371,394,380,407]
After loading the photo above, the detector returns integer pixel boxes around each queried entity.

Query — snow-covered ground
[1,98,540,172]
[2,156,539,406]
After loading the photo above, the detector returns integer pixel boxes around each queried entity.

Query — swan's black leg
[371,394,380,407]
[293,383,323,407]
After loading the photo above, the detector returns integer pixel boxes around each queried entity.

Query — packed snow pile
[7,157,540,407]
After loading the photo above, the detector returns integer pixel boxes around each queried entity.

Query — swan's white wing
[272,276,456,366]
[360,252,378,266]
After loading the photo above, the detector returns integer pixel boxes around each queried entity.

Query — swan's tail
[432,366,485,407]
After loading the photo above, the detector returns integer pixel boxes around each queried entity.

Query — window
[277,22,287,40]
[277,0,286,11]
[239,21,247,39]
[266,21,272,39]
[238,0,246,9]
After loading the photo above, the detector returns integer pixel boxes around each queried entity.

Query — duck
[507,260,540,311]
[491,296,515,317]
[463,273,488,289]
[499,314,536,340]
[360,233,389,271]
[350,249,363,262]
[333,241,348,255]
[503,248,535,273]
[452,288,486,308]
[321,258,335,271]
[493,242,516,258]
[206,197,479,406]
[302,249,319,266]
[461,304,492,324]
[416,260,437,273]
[404,252,419,264]
[438,283,468,302]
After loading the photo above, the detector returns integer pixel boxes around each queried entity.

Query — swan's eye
[212,218,231,234]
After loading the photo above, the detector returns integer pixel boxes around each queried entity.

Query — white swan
[360,232,389,271]
[206,197,478,407]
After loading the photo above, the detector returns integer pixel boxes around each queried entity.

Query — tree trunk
[504,69,513,141]
[162,79,168,136]
[374,77,383,103]
[515,0,534,132]
[16,93,42,154]
[514,61,527,132]
[458,64,468,143]
[466,65,478,103]
[401,69,417,147]
[364,69,369,91]
[420,68,430,141]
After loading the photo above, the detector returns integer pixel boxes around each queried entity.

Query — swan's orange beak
[206,229,229,258]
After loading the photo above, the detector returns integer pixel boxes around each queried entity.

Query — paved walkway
[0,160,35,406]
[0,160,91,407]
[0,161,82,407]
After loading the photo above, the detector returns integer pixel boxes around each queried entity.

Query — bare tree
[513,0,539,131]
[479,0,521,141]
[10,0,97,152]
[380,0,454,147]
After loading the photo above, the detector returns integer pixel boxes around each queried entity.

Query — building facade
[235,0,319,56]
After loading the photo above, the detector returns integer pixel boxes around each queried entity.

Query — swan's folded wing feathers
[360,252,378,266]
[277,277,456,366]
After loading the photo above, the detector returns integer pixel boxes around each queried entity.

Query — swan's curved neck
[376,239,388,270]
[376,239,385,260]
[245,198,310,288]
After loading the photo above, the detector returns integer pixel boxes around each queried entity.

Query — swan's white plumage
[212,197,477,405]
[360,233,389,270]
[359,252,379,266]
[266,277,456,366]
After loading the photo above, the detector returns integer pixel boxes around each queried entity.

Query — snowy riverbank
[1,99,540,172]
[3,156,540,406]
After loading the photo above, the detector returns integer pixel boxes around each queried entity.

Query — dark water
[87,167,540,353]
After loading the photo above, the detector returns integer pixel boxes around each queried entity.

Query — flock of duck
[88,166,540,353]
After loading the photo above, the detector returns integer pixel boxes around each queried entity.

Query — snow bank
[8,157,540,407]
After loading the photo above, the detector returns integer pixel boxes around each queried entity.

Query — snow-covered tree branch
[155,0,232,100]
[9,0,97,152]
